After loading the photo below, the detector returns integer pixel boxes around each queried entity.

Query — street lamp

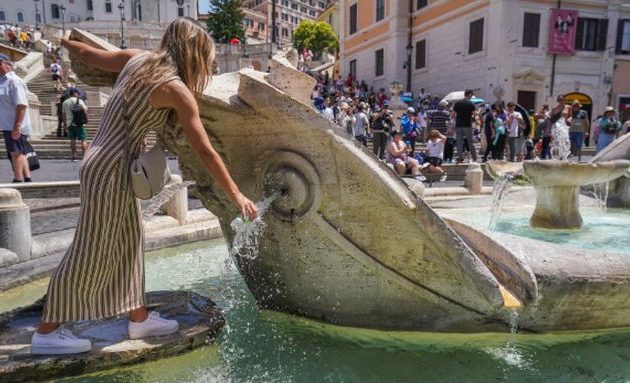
[60,4,66,33]
[405,43,413,92]
[118,2,126,49]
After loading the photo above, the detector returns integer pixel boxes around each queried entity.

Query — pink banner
[548,9,578,55]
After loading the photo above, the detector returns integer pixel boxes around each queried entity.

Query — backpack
[71,98,88,126]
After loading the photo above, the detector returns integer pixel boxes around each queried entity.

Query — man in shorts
[62,88,89,162]
[50,59,63,92]
[0,53,32,182]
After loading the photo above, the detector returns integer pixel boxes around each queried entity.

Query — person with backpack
[596,106,622,154]
[62,88,89,162]
[50,59,63,92]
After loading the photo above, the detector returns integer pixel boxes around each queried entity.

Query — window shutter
[597,19,608,51]
[615,19,625,54]
[575,18,585,50]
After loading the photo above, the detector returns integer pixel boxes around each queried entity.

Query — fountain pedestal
[530,185,581,229]
[524,160,630,229]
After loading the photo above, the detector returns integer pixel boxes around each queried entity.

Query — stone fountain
[488,160,630,229]
[67,28,630,333]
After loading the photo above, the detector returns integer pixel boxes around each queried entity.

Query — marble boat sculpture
[69,28,630,333]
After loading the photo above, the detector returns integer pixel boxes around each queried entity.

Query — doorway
[517,90,537,113]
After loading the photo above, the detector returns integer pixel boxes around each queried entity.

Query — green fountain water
[3,239,630,382]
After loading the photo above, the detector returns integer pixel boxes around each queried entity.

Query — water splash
[588,182,610,211]
[552,118,571,161]
[485,309,536,372]
[489,175,513,230]
[229,193,279,261]
[142,180,196,221]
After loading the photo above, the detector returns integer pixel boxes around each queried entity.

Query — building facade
[339,0,630,123]
[242,0,328,45]
[0,0,198,27]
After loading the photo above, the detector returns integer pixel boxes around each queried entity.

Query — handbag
[123,95,169,200]
[23,140,40,171]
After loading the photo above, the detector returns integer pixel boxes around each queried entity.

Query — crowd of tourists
[311,75,629,179]
[0,24,38,50]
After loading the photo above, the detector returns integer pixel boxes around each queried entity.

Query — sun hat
[603,106,616,114]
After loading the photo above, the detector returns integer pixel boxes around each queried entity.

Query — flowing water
[488,175,513,231]
[229,193,278,261]
[4,239,630,382]
[552,118,571,161]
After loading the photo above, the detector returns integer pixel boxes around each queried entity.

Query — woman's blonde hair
[125,18,215,99]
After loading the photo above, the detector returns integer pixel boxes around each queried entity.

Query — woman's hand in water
[235,193,259,221]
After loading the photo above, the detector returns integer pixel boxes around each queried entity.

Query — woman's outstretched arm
[151,80,258,220]
[61,37,142,73]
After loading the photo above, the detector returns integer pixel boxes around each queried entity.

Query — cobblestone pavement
[0,159,182,183]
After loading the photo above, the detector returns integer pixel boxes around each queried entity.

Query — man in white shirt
[353,102,370,146]
[505,101,525,162]
[0,53,32,182]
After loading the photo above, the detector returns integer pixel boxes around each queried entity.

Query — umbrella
[441,91,464,103]
[441,91,486,105]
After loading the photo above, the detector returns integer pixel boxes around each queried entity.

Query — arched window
[17,12,24,23]
[0,11,5,22]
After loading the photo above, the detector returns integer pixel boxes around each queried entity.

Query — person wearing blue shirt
[0,53,32,182]
[401,107,421,153]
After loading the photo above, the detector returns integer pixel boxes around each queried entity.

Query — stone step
[0,290,225,383]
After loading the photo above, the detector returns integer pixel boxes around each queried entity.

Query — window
[415,39,426,69]
[51,4,60,18]
[36,13,41,23]
[178,7,184,17]
[376,0,385,22]
[349,59,356,79]
[616,19,630,54]
[17,12,24,23]
[282,28,289,37]
[87,0,93,11]
[349,3,357,34]
[468,18,484,54]
[575,18,608,51]
[375,49,384,76]
[522,13,540,48]
[417,0,428,10]
[105,2,112,13]
[0,11,4,21]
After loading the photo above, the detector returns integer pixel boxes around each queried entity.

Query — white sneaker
[440,173,448,182]
[31,328,91,355]
[414,175,427,182]
[128,311,179,340]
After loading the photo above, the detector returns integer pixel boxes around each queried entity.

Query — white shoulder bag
[124,96,170,200]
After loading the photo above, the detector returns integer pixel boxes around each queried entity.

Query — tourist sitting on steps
[422,130,448,182]
[30,18,259,356]
[387,130,425,181]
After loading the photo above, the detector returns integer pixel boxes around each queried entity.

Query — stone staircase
[27,69,156,159]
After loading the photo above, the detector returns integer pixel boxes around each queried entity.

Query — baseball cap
[407,107,416,114]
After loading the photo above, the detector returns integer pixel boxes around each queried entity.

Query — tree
[292,21,339,57]
[206,0,246,44]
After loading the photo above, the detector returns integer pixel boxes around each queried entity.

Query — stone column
[0,188,32,262]
[163,175,188,226]
[465,163,484,194]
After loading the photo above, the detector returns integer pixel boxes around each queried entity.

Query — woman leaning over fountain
[31,18,259,355]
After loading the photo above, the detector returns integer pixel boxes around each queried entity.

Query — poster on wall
[548,9,579,55]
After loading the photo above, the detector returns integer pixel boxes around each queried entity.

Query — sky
[199,0,211,14]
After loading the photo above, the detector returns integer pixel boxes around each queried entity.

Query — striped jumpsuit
[42,54,178,322]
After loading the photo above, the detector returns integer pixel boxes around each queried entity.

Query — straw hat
[571,99,581,107]
[603,106,616,114]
